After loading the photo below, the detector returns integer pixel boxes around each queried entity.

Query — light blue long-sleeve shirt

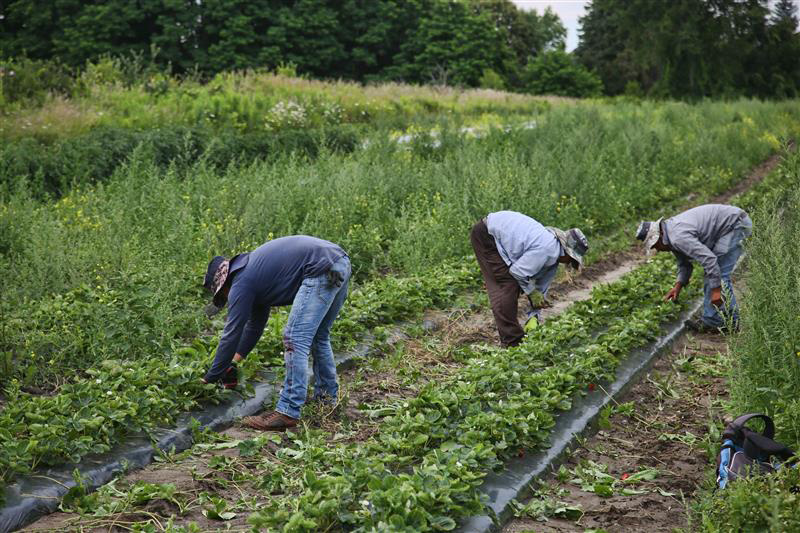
[486,211,562,296]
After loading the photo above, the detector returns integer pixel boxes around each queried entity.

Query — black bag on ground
[716,413,797,489]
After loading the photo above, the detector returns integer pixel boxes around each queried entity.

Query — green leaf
[203,508,237,521]
[623,468,659,483]
[430,516,457,531]
[593,483,614,497]
[194,440,241,451]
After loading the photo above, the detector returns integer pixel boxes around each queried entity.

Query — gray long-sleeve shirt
[486,211,562,295]
[661,204,749,289]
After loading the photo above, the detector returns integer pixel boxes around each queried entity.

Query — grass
[2,100,798,388]
[0,69,553,141]
[690,149,800,532]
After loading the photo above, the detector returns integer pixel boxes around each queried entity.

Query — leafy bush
[479,68,506,90]
[0,57,75,107]
[523,50,604,98]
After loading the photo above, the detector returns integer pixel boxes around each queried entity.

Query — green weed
[693,146,800,530]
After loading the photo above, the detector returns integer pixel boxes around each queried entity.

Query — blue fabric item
[701,219,751,327]
[718,439,737,489]
[204,236,347,383]
[276,255,351,419]
[486,211,562,296]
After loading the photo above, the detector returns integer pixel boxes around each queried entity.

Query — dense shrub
[0,124,361,197]
[523,50,603,98]
[0,57,75,107]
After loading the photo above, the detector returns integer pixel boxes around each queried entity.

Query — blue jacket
[204,236,346,382]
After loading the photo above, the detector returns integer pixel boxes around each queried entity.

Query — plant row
[0,259,480,488]
[240,256,701,531]
[1,124,362,198]
[692,147,800,531]
[3,100,796,390]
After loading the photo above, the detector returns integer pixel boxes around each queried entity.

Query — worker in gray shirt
[471,211,588,347]
[636,204,752,333]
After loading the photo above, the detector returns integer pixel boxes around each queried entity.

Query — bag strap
[742,429,796,462]
[722,413,775,442]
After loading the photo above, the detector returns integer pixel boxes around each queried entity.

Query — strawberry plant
[0,259,480,487]
[242,256,703,531]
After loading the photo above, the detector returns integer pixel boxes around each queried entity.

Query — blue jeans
[702,218,752,327]
[276,255,350,419]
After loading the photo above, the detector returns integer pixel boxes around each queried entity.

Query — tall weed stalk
[730,149,800,447]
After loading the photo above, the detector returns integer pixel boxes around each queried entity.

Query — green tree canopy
[0,0,567,91]
[522,49,603,98]
[575,0,800,99]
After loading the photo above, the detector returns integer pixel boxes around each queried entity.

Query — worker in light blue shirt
[470,211,589,347]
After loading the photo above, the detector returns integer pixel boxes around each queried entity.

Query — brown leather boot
[241,411,299,431]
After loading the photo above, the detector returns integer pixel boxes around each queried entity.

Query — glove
[202,362,238,389]
[528,291,546,308]
[221,362,239,389]
[524,313,539,333]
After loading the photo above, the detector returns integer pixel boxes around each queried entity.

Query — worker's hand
[710,287,723,308]
[664,282,682,302]
[528,291,546,309]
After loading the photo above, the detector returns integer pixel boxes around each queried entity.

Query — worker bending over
[471,211,588,347]
[636,204,752,333]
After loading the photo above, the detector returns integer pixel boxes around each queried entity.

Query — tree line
[1,0,799,99]
[577,0,800,99]
[0,0,584,92]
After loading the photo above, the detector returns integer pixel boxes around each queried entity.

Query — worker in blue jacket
[202,235,350,431]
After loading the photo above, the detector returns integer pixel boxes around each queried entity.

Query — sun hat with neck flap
[635,218,663,255]
[547,227,589,269]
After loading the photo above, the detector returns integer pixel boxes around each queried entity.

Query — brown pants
[470,219,524,347]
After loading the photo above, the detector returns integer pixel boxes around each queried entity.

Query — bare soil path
[503,331,729,533]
